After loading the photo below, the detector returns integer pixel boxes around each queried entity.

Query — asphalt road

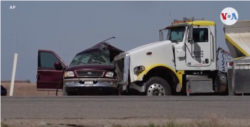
[2,96,250,120]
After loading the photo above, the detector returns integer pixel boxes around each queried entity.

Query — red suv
[36,42,123,95]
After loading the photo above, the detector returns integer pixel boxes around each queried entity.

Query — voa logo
[220,7,239,26]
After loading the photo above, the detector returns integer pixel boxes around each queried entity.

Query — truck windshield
[69,50,112,66]
[166,27,186,42]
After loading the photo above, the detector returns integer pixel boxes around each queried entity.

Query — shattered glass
[69,45,112,66]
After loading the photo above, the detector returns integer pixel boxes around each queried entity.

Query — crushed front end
[113,53,130,92]
[62,42,123,95]
[63,69,119,95]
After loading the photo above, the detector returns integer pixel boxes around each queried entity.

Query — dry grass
[112,120,244,127]
[112,116,249,127]
[1,122,10,127]
[2,117,250,127]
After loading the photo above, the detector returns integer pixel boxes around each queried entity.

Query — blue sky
[1,1,250,82]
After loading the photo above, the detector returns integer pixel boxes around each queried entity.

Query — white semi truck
[113,18,250,96]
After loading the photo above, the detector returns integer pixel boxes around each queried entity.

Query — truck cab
[114,18,225,96]
[159,19,217,71]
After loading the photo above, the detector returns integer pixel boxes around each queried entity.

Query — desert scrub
[1,122,10,127]
[112,119,248,127]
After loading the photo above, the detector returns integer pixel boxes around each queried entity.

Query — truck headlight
[105,71,114,77]
[134,65,145,75]
[64,71,75,77]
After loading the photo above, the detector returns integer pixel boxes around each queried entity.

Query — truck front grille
[76,71,104,77]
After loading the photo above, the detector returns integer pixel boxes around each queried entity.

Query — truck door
[185,26,212,67]
[37,50,67,90]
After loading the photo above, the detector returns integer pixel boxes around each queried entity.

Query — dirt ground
[1,82,62,97]
[2,118,250,127]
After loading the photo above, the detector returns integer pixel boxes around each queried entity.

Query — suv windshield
[69,50,112,66]
[166,27,186,42]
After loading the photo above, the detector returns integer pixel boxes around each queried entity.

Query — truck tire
[145,76,171,96]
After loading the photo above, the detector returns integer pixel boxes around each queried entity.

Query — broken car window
[69,50,112,66]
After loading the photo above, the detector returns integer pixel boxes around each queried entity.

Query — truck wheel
[145,76,171,96]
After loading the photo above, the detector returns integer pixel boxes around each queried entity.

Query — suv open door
[37,50,67,90]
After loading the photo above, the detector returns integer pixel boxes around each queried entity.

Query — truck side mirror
[54,62,63,70]
[188,26,193,42]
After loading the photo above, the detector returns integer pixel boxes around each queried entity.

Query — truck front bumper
[63,78,118,95]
